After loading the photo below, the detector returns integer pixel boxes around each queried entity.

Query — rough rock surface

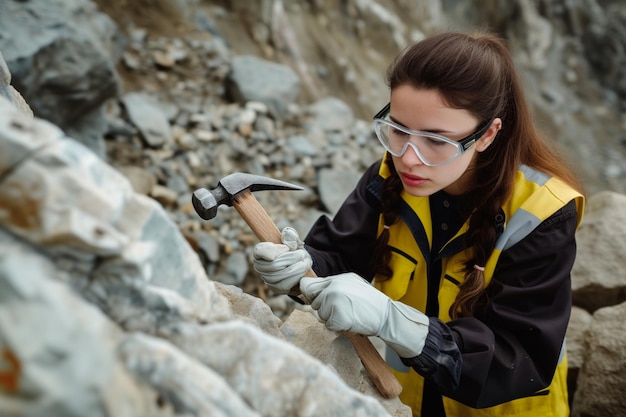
[571,302,626,416]
[571,192,626,312]
[0,96,408,416]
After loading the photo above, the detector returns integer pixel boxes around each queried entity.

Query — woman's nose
[401,143,425,166]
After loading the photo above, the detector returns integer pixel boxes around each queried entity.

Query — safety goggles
[373,103,493,166]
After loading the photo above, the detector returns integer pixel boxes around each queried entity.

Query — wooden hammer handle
[233,190,403,399]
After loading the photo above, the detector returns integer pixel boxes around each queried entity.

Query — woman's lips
[401,172,428,187]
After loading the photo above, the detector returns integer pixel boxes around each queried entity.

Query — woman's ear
[476,118,502,152]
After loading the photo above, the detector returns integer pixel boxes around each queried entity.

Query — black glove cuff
[401,318,463,393]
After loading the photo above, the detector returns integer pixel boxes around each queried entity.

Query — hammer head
[192,172,303,220]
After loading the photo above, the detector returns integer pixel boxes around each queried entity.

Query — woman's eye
[425,137,447,146]
[391,128,409,137]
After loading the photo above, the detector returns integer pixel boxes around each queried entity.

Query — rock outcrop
[0,95,408,416]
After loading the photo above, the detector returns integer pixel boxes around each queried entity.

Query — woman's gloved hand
[300,272,430,358]
[253,227,312,294]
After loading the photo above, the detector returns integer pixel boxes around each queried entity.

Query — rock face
[571,302,626,416]
[0,96,408,416]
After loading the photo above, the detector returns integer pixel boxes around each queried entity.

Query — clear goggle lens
[373,119,466,166]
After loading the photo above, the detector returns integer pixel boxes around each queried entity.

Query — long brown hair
[372,31,584,320]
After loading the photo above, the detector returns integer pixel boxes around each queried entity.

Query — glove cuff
[378,302,429,358]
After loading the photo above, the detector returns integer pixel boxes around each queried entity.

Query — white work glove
[253,227,312,294]
[300,272,429,358]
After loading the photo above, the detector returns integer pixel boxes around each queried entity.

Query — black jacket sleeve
[304,160,382,280]
[403,200,579,408]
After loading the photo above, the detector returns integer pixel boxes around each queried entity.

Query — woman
[253,31,585,416]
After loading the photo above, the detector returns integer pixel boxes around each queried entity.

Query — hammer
[192,172,402,399]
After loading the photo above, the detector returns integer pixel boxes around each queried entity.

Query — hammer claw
[221,172,303,195]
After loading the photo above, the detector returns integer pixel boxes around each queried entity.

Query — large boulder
[571,191,626,312]
[571,302,626,417]
[226,55,300,119]
[0,0,125,156]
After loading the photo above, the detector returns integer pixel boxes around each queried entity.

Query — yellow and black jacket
[304,159,584,417]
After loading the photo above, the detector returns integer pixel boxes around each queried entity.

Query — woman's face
[388,85,500,196]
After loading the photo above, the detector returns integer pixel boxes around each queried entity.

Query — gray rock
[317,168,362,215]
[164,320,394,417]
[572,302,626,417]
[117,166,157,195]
[0,97,60,175]
[227,55,300,119]
[166,173,190,195]
[197,232,221,263]
[281,310,411,417]
[0,50,32,117]
[119,333,259,417]
[220,251,249,286]
[566,306,593,400]
[571,191,626,312]
[0,50,9,87]
[308,97,354,132]
[65,105,109,158]
[215,282,284,338]
[0,97,230,323]
[287,134,319,157]
[579,2,626,98]
[0,229,149,417]
[122,93,173,148]
[0,0,123,141]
